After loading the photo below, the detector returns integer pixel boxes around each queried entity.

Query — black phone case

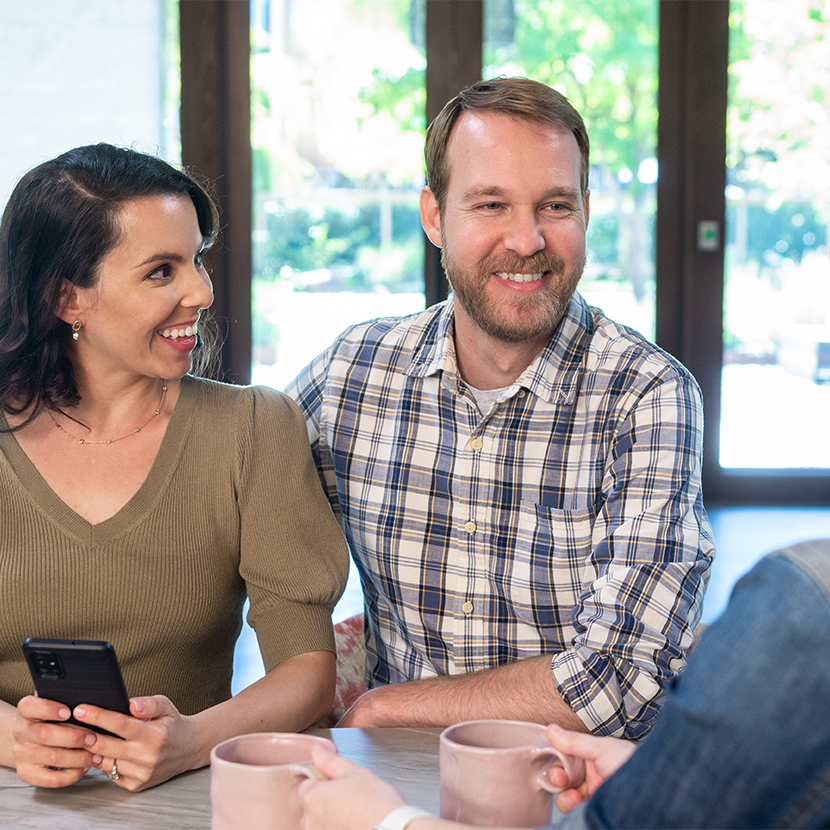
[22,638,130,735]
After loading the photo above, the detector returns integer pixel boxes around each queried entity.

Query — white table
[0,727,442,829]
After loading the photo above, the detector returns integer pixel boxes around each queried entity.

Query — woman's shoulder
[183,376,305,431]
[184,375,292,404]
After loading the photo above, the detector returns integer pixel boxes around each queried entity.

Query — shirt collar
[517,292,595,405]
[405,293,595,405]
[405,299,458,380]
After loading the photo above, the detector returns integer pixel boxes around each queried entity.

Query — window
[721,0,830,469]
[0,0,179,203]
[250,0,426,390]
[179,0,830,508]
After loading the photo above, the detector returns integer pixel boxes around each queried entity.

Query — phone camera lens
[33,651,65,678]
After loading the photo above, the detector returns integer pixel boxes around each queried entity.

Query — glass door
[483,0,659,340]
[721,0,830,470]
[250,0,427,390]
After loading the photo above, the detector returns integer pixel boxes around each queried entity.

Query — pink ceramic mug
[210,732,335,830]
[440,719,584,828]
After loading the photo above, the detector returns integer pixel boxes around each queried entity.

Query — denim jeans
[550,540,830,829]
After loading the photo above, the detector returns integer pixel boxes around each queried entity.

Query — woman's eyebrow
[133,251,188,268]
[133,241,208,269]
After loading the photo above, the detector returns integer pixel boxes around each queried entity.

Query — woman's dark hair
[0,143,222,428]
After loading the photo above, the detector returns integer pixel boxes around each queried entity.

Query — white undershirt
[466,384,511,416]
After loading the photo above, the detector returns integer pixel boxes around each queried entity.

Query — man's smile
[495,272,546,284]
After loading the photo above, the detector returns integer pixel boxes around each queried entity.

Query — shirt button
[462,601,474,615]
[517,389,526,398]
[470,437,483,451]
[464,521,477,534]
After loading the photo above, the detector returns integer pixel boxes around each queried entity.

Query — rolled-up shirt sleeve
[552,372,714,739]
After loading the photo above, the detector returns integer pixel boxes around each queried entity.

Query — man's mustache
[479,253,566,276]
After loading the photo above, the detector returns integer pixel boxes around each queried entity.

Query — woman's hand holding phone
[74,694,197,792]
[16,639,197,791]
[13,693,196,791]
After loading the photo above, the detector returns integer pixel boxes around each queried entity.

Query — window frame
[179,0,830,504]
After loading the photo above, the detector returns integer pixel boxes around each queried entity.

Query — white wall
[0,0,175,207]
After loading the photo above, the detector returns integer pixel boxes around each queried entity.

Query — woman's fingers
[16,694,71,724]
[16,759,91,788]
[71,704,132,740]
[129,695,177,720]
[74,696,186,792]
[13,697,101,779]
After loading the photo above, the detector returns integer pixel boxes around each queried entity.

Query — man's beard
[441,248,585,343]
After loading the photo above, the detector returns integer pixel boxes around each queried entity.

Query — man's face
[421,110,589,344]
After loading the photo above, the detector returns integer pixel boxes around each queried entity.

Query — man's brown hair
[424,76,590,212]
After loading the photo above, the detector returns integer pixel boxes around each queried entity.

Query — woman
[0,144,349,791]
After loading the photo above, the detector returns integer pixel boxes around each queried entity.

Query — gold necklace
[48,381,168,445]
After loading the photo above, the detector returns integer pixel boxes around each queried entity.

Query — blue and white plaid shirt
[288,293,715,738]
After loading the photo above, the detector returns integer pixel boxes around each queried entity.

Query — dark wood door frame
[180,0,252,385]
[423,0,482,308]
[657,0,729,498]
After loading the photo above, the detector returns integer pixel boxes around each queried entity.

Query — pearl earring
[72,320,82,341]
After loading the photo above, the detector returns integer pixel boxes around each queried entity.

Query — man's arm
[284,348,342,517]
[550,370,713,738]
[338,654,587,731]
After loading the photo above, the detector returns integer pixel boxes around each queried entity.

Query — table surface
[0,727,443,829]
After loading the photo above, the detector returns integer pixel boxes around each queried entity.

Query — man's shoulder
[584,305,695,387]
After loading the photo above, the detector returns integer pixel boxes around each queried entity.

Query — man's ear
[419,187,443,249]
[55,279,83,326]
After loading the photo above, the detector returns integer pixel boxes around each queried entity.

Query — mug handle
[289,760,326,782]
[532,746,586,794]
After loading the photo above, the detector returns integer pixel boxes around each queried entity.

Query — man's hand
[336,687,394,727]
[545,724,638,813]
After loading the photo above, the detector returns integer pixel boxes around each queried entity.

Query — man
[287,77,714,738]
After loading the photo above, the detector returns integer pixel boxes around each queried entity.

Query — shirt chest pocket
[502,503,595,633]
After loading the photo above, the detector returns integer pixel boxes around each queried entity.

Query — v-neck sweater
[0,376,348,714]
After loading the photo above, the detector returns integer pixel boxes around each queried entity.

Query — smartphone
[22,638,130,735]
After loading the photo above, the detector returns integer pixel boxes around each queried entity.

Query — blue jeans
[550,540,830,829]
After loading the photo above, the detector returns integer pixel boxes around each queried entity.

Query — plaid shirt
[288,293,714,739]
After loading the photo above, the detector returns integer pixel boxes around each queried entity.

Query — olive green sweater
[0,377,348,714]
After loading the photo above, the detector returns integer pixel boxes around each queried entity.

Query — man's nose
[503,209,545,258]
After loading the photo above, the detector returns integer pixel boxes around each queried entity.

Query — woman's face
[68,194,214,384]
